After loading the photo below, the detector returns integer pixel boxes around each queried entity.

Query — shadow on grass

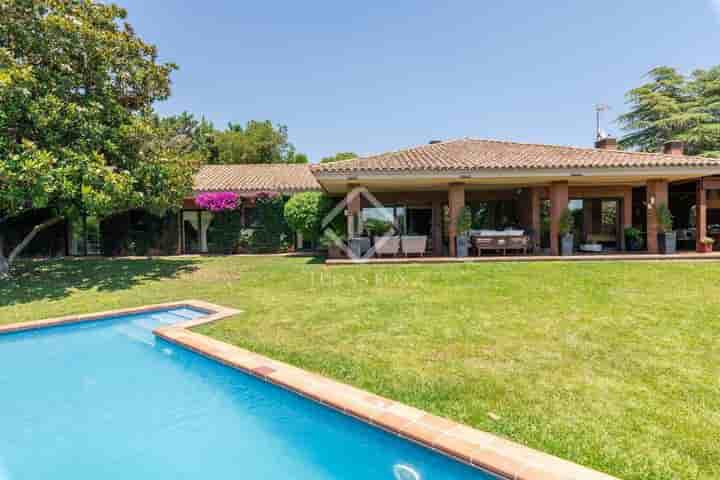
[302,256,328,265]
[0,258,199,307]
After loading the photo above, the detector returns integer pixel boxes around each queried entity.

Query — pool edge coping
[2,301,619,480]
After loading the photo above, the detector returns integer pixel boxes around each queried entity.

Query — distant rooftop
[193,164,321,194]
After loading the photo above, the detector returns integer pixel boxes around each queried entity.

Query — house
[10,136,720,259]
[179,164,320,254]
[311,137,720,256]
[9,164,320,258]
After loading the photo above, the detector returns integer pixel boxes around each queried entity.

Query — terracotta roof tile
[311,138,720,175]
[193,164,321,193]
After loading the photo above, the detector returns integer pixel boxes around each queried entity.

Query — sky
[117,0,720,162]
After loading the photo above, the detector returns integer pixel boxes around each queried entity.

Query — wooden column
[346,185,361,238]
[177,211,184,254]
[448,183,466,257]
[530,187,542,252]
[549,181,569,256]
[622,187,633,250]
[583,201,593,244]
[431,200,443,256]
[646,179,668,253]
[696,179,707,252]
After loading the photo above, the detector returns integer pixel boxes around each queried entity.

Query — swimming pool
[0,306,497,479]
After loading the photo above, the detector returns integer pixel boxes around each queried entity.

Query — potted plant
[655,203,676,254]
[455,206,472,257]
[319,229,346,258]
[698,236,715,253]
[558,208,575,256]
[364,218,393,238]
[624,227,643,251]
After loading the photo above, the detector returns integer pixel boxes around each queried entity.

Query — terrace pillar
[582,201,593,242]
[646,179,668,253]
[696,179,707,252]
[432,200,443,256]
[549,181,569,256]
[622,187,633,250]
[448,183,466,257]
[530,187,542,252]
[176,211,183,254]
[346,185,361,238]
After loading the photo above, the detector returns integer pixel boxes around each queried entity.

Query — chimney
[663,140,684,156]
[594,137,618,150]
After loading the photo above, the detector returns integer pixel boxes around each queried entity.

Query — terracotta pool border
[1,301,618,480]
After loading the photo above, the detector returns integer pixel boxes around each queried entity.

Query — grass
[2,255,719,480]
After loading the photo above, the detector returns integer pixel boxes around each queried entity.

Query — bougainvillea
[195,192,240,212]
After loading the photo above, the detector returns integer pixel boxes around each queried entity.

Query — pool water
[0,308,495,480]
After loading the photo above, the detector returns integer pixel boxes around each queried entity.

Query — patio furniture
[373,236,401,256]
[401,236,427,256]
[579,243,603,253]
[472,230,529,255]
[349,237,371,257]
[586,233,616,244]
[507,235,529,254]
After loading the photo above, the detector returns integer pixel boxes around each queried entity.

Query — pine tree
[619,66,720,157]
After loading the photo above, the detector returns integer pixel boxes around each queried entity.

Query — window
[362,206,406,235]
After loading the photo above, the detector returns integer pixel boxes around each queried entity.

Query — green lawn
[2,256,719,480]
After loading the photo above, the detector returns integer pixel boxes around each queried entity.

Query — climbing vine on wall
[239,194,292,253]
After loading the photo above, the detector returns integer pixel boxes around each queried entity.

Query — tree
[212,120,307,164]
[619,66,720,157]
[158,112,218,163]
[0,0,196,276]
[320,152,357,163]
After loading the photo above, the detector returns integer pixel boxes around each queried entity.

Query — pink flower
[195,192,240,212]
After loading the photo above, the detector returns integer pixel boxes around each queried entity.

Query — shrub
[284,192,336,241]
[207,211,243,254]
[624,227,642,242]
[558,208,575,236]
[655,203,673,233]
[456,206,473,235]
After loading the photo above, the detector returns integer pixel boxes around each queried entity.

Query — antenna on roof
[594,104,611,140]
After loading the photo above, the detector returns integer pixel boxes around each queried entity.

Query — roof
[193,164,321,194]
[311,138,720,175]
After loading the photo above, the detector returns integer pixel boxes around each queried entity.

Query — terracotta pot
[697,243,714,253]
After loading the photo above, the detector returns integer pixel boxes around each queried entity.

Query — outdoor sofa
[471,230,529,255]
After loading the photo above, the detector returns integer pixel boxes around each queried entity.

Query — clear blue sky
[118,0,720,162]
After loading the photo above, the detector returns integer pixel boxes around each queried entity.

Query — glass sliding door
[182,211,201,254]
[468,200,520,230]
[68,215,101,256]
[574,198,620,250]
[406,207,432,236]
[362,206,404,236]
